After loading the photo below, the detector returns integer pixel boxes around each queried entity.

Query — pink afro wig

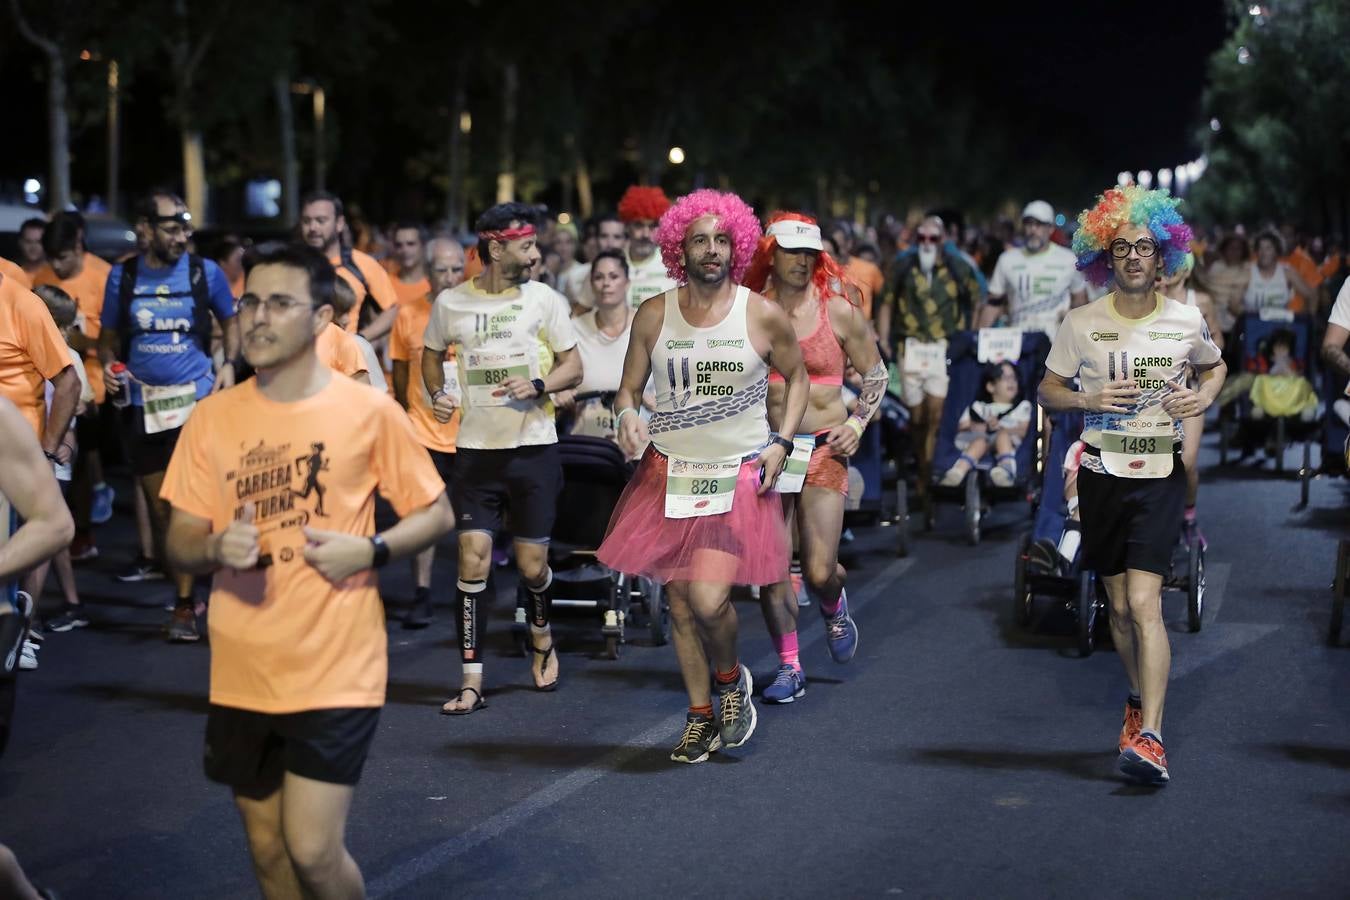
[655,189,761,284]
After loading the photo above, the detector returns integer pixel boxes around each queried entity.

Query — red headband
[478,224,536,242]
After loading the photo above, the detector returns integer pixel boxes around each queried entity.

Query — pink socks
[774,631,801,672]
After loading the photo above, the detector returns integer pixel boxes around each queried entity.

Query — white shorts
[901,368,949,406]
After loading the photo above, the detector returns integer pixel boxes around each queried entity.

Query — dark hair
[474,201,541,262]
[33,284,77,327]
[41,212,84,258]
[19,217,47,235]
[977,360,1021,404]
[136,188,186,223]
[244,242,337,310]
[300,190,345,220]
[1254,230,1283,256]
[210,233,247,264]
[590,248,629,278]
[595,213,623,231]
[392,221,426,242]
[1219,234,1249,258]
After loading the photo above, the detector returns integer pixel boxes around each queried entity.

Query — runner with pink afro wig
[655,189,761,284]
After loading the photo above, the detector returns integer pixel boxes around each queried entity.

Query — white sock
[1057,527,1081,563]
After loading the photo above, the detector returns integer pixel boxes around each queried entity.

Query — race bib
[142,383,197,435]
[977,328,1022,364]
[903,338,947,375]
[665,456,740,519]
[571,397,616,439]
[463,350,531,407]
[1100,410,1175,478]
[773,436,816,495]
[1257,306,1294,322]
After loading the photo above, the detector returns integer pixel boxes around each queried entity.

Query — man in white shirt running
[979,200,1088,333]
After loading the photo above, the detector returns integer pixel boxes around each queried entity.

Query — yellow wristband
[845,417,865,438]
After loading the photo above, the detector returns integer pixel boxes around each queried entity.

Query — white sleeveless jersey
[1243,263,1291,312]
[648,286,769,461]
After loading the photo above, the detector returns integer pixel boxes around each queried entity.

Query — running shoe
[821,589,859,663]
[670,712,722,764]
[402,594,434,629]
[1118,700,1143,753]
[166,605,200,643]
[761,664,806,704]
[19,639,39,671]
[2,592,34,676]
[68,534,98,562]
[715,664,757,749]
[116,556,165,583]
[1119,732,1170,785]
[90,483,115,525]
[45,605,90,633]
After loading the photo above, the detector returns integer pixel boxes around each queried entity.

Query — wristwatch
[769,434,794,453]
[369,534,390,568]
[531,378,547,397]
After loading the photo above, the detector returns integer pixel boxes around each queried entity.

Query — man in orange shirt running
[300,191,400,341]
[390,237,465,628]
[387,223,432,308]
[163,243,452,899]
[828,220,884,320]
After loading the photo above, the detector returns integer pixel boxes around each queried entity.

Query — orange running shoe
[1119,731,1169,784]
[1118,701,1143,753]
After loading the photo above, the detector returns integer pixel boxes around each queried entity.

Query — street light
[1138,170,1153,188]
[1158,168,1173,189]
[668,146,686,165]
[1117,171,1133,187]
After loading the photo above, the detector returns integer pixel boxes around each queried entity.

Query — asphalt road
[4,433,1349,899]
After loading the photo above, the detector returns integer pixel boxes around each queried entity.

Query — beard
[918,246,937,274]
[690,257,729,285]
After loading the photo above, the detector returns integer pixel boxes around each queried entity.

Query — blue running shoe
[821,588,858,663]
[90,483,115,525]
[761,664,806,704]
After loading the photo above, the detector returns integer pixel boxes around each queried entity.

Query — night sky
[0,1,1231,221]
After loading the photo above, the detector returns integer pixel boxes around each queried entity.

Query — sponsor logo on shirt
[665,339,695,350]
[1090,331,1119,342]
[1149,331,1184,341]
[707,339,745,349]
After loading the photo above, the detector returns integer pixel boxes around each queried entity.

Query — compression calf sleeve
[457,579,486,671]
[526,568,553,628]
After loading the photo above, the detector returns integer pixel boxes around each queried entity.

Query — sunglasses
[916,234,942,245]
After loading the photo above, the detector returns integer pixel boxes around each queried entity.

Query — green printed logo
[1090,331,1119,342]
[1149,331,1183,341]
[707,339,745,349]
[665,339,695,350]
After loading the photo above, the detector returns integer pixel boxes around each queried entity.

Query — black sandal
[440,686,488,715]
[531,643,559,692]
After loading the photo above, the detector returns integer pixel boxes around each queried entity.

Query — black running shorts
[451,444,562,541]
[120,405,182,477]
[204,704,381,790]
[1077,452,1186,577]
[428,448,456,487]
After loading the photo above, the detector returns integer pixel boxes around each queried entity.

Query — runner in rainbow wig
[598,190,809,763]
[742,212,887,704]
[1072,185,1194,287]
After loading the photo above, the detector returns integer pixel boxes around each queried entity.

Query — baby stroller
[511,433,669,660]
[923,330,1050,545]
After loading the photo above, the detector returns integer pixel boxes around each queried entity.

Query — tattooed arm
[1321,323,1350,380]
[827,288,886,456]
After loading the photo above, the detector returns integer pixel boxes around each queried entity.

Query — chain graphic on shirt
[665,356,693,409]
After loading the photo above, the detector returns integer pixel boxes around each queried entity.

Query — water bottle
[110,362,131,409]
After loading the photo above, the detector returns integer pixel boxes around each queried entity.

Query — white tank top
[1243,262,1290,311]
[648,285,769,460]
[1185,287,1197,307]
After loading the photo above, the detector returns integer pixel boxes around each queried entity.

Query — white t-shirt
[562,262,593,310]
[423,278,577,450]
[352,335,387,392]
[627,250,676,308]
[960,399,1032,433]
[568,308,632,439]
[1328,277,1350,330]
[1046,292,1222,448]
[988,243,1084,335]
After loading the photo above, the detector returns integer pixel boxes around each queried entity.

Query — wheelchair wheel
[643,577,669,646]
[964,472,981,546]
[1013,532,1033,628]
[1274,417,1286,473]
[1076,571,1097,658]
[1298,439,1312,510]
[1187,538,1205,633]
[896,481,911,558]
[1331,541,1348,646]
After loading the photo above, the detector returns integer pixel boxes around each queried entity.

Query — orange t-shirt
[1282,248,1323,313]
[32,256,109,403]
[845,256,884,320]
[228,271,245,300]
[315,322,367,378]
[0,274,76,439]
[0,257,31,289]
[390,272,431,307]
[160,375,446,713]
[330,249,398,334]
[388,293,459,452]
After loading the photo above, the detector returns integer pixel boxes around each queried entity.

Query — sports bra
[769,293,844,386]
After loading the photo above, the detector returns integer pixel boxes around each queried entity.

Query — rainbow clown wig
[1072,185,1193,287]
[743,211,859,306]
[655,189,761,285]
[617,186,671,223]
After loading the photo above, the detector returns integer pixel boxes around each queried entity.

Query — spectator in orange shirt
[390,237,465,628]
[299,191,399,341]
[163,242,452,900]
[15,218,47,281]
[1279,225,1325,315]
[828,220,883,321]
[387,222,431,309]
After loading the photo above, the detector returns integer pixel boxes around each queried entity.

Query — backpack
[116,254,213,356]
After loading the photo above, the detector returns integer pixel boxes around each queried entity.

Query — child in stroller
[938,360,1032,488]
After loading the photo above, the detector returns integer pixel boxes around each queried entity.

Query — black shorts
[428,448,456,487]
[452,444,562,541]
[120,405,183,478]
[203,704,381,790]
[1078,453,1187,577]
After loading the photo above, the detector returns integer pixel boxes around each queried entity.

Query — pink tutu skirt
[597,447,789,586]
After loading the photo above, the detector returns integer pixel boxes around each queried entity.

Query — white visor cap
[766,219,823,251]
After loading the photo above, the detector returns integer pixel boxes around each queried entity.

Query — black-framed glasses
[1109,238,1158,259]
[237,295,314,316]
